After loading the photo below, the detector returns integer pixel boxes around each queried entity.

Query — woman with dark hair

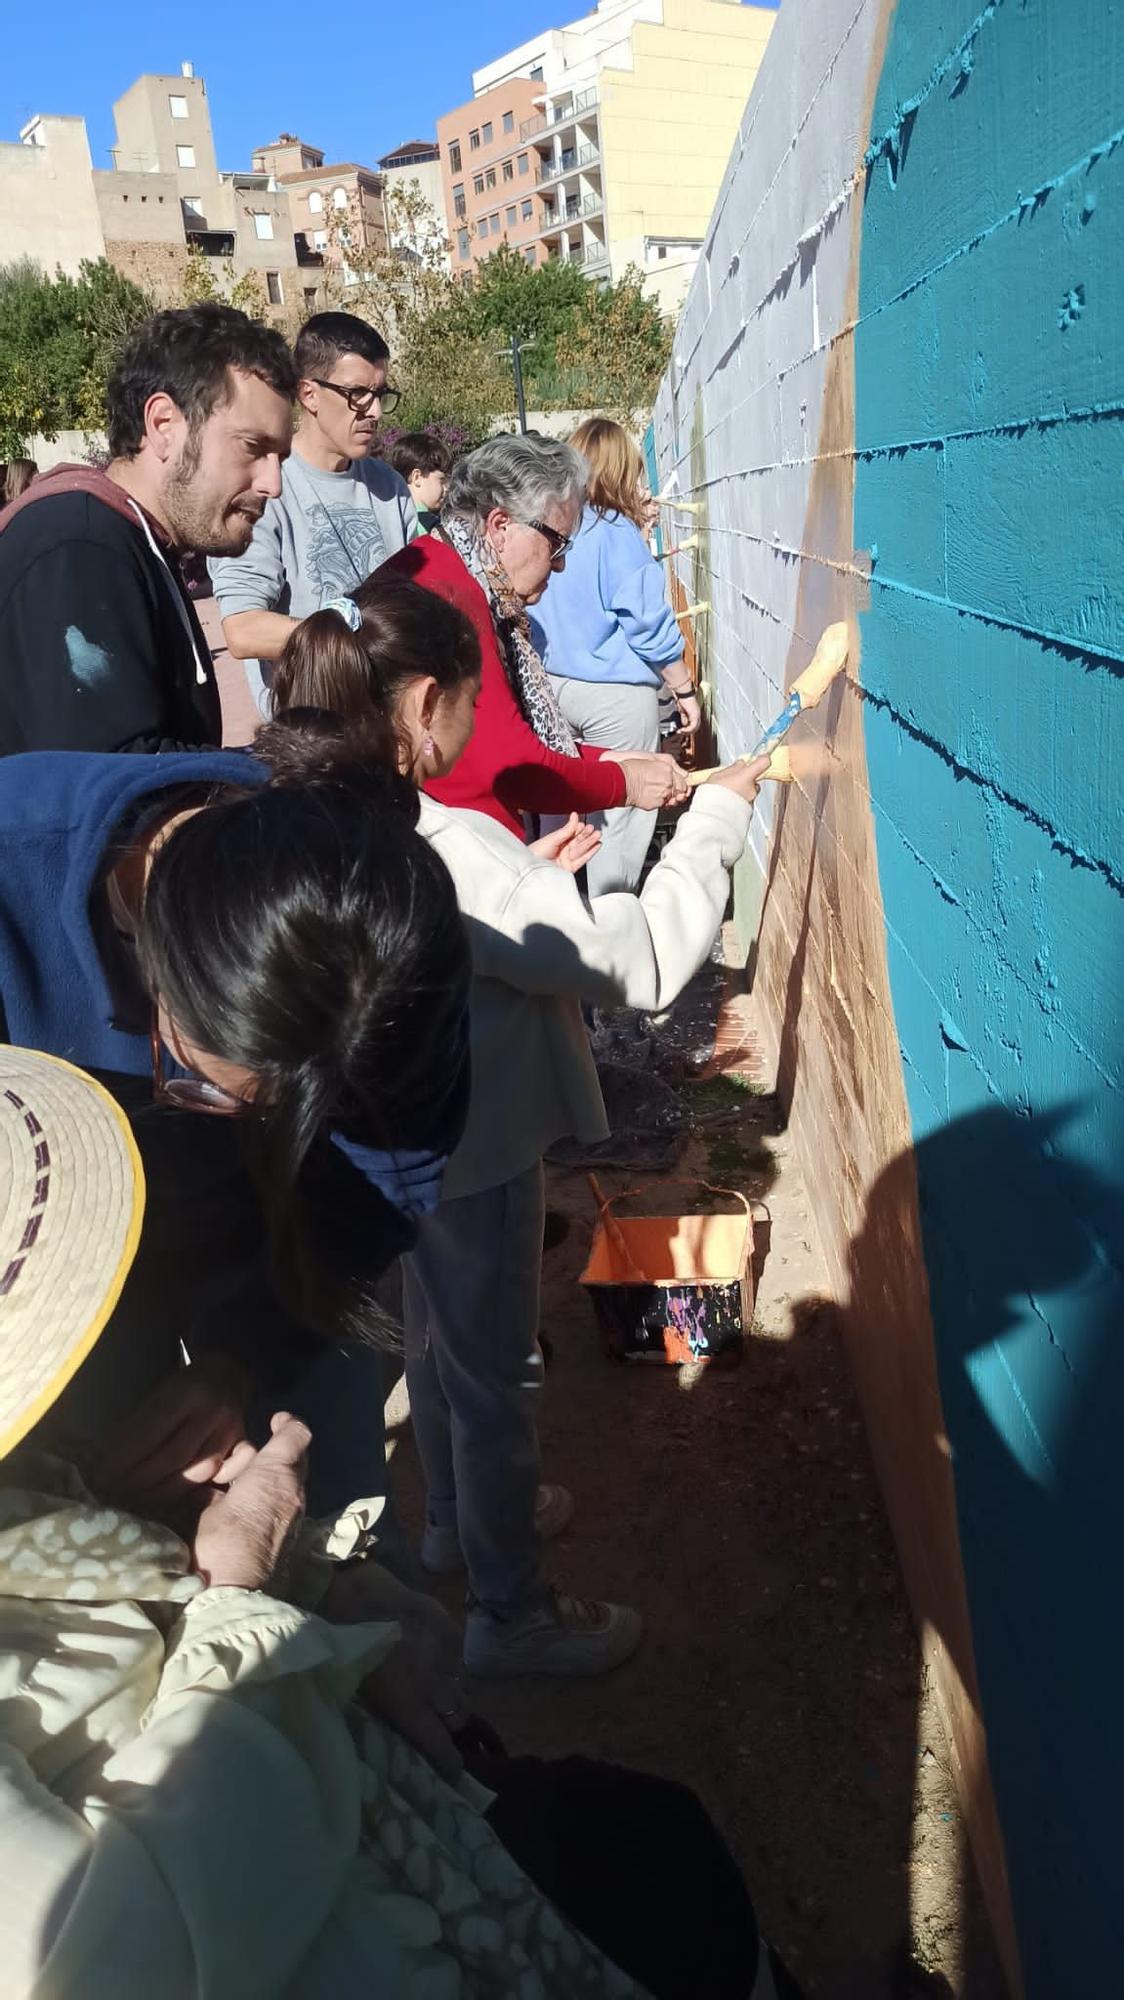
[273,572,769,1677]
[0,722,469,1536]
[387,431,689,838]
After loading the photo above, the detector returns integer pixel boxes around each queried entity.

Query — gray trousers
[548,676,662,895]
[402,1163,546,1617]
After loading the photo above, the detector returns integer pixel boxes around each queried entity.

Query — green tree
[0,258,153,456]
[320,190,509,436]
[555,265,672,422]
[180,241,266,317]
[463,244,587,347]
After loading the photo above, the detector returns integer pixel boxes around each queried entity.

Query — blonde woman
[530,417,700,892]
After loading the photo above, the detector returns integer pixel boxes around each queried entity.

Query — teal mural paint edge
[856,0,1124,1986]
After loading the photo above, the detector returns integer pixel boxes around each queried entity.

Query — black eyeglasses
[522,518,574,563]
[310,379,402,416]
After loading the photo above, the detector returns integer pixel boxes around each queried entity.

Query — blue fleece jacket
[529,505,684,688]
[0,750,467,1404]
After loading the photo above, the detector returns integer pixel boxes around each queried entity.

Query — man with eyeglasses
[212,312,415,716]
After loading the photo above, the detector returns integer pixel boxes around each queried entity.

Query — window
[502,159,514,182]
[332,187,348,209]
[482,121,493,144]
[521,199,533,220]
[469,129,480,150]
[506,205,517,226]
[308,190,323,213]
[503,110,514,134]
[485,167,496,189]
[448,140,462,173]
[453,184,466,218]
[176,145,195,168]
[518,153,529,176]
[312,229,327,250]
[457,227,470,261]
[252,211,274,240]
[524,245,536,263]
[169,94,188,119]
[303,286,318,306]
[266,271,283,304]
[183,195,204,217]
[530,65,544,82]
[473,173,484,196]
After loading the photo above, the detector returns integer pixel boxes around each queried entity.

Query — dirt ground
[388,956,1006,2000]
[209,626,1004,1996]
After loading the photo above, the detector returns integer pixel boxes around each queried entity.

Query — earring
[423,733,437,761]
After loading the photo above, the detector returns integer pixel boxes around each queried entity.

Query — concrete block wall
[653,1,1124,1990]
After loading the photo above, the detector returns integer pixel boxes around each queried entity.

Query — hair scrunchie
[324,596,362,632]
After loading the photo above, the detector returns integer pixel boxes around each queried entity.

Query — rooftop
[378,139,440,166]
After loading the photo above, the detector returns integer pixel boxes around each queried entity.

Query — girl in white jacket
[272,573,768,1681]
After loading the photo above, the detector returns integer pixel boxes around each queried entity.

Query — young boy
[388,432,450,534]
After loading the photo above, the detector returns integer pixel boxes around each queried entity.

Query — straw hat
[0,1047,144,1459]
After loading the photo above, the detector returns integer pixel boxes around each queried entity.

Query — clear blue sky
[0,0,778,173]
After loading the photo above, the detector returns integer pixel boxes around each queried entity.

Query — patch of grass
[686,1073,767,1117]
[705,1134,779,1192]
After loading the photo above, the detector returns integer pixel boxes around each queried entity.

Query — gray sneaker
[421,1483,575,1577]
[464,1588,643,1677]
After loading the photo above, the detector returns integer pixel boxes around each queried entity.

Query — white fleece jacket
[416,786,754,1198]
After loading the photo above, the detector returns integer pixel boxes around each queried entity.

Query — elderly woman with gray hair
[388,431,688,837]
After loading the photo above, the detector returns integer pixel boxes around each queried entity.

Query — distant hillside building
[0,64,327,314]
[252,134,389,289]
[377,140,450,271]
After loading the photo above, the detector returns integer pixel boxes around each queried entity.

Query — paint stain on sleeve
[64,628,113,690]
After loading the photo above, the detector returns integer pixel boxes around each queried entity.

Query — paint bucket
[580,1180,760,1365]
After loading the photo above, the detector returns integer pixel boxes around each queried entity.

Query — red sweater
[387,535,627,839]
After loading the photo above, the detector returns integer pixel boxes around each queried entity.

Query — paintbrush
[684,622,849,790]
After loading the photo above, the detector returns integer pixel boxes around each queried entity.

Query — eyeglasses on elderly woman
[520,517,574,564]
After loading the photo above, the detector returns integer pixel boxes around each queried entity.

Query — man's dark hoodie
[0,465,221,755]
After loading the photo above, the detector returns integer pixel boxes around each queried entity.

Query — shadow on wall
[843,1101,1124,1994]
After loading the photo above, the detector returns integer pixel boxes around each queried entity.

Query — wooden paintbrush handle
[685,745,793,788]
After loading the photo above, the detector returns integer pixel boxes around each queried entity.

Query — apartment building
[0,66,327,314]
[443,0,775,307]
[252,134,388,288]
[105,70,309,307]
[378,141,450,271]
[437,78,547,275]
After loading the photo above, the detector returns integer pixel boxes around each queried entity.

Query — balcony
[186,228,235,257]
[294,231,324,266]
[536,140,601,186]
[536,190,604,237]
[520,88,598,141]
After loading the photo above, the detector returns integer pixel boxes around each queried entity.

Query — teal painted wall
[855,1,1124,1985]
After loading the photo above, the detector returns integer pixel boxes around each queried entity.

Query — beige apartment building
[378,141,450,271]
[252,135,388,291]
[0,66,327,315]
[439,0,775,308]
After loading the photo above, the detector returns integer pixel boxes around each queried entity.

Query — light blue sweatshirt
[530,505,684,688]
